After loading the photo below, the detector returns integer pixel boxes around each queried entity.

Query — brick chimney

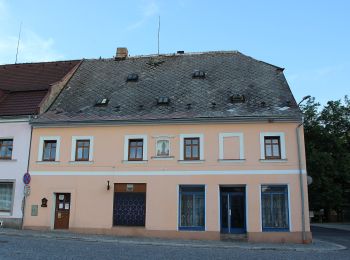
[115,47,128,60]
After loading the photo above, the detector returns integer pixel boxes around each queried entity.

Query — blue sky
[0,0,349,105]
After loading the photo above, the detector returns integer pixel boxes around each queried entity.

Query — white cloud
[0,0,64,64]
[126,0,160,31]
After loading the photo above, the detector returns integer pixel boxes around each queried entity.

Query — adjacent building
[23,50,311,243]
[0,60,80,228]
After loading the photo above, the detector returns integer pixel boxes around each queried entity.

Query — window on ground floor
[179,185,205,231]
[261,185,289,231]
[0,182,14,214]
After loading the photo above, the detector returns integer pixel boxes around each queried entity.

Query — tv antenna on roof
[157,16,160,55]
[15,22,22,64]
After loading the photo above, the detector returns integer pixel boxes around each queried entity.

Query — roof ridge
[0,59,81,67]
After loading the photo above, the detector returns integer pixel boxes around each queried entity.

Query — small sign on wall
[126,184,134,192]
[31,205,38,216]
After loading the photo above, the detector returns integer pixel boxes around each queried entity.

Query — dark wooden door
[54,193,71,229]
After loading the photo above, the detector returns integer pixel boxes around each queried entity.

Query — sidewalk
[0,228,346,252]
[311,223,350,232]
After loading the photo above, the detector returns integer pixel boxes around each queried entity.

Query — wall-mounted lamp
[107,180,110,191]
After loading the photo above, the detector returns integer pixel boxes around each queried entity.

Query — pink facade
[23,122,311,243]
[0,120,31,228]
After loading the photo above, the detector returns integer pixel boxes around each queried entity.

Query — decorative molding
[30,169,307,176]
[218,132,244,160]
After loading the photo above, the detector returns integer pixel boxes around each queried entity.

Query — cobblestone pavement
[0,227,348,260]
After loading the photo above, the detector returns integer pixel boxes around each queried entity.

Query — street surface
[0,226,348,259]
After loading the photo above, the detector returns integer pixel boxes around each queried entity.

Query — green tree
[302,96,350,221]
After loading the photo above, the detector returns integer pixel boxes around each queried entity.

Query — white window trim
[179,134,204,161]
[260,132,286,160]
[0,137,14,160]
[71,136,94,162]
[259,183,291,232]
[0,180,15,216]
[123,135,148,161]
[218,133,244,160]
[38,136,61,162]
[155,137,171,157]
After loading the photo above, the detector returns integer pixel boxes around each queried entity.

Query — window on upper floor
[0,182,14,215]
[42,140,57,161]
[218,133,244,161]
[38,136,61,162]
[261,185,289,231]
[260,132,286,160]
[128,139,144,161]
[71,136,94,162]
[0,139,13,160]
[75,140,90,161]
[123,135,147,162]
[184,137,200,160]
[264,136,281,160]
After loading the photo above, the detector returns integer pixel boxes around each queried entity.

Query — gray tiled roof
[33,51,301,125]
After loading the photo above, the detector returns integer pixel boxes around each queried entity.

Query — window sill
[259,159,288,163]
[68,161,94,164]
[0,159,17,162]
[218,159,245,163]
[36,161,60,164]
[178,160,205,164]
[262,228,290,232]
[122,160,148,164]
[151,156,174,160]
[0,212,11,216]
[178,227,205,231]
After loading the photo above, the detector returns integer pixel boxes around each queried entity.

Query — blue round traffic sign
[23,172,31,185]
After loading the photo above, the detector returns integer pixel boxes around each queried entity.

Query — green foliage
[302,96,350,220]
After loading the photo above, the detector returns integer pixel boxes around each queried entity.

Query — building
[23,50,311,243]
[0,60,81,228]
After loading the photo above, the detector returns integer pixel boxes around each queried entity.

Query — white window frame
[38,136,61,162]
[218,133,244,160]
[0,180,15,216]
[179,134,204,161]
[260,132,286,160]
[259,183,291,232]
[0,137,14,160]
[124,135,148,161]
[71,136,94,162]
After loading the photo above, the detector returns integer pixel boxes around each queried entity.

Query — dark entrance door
[54,193,71,229]
[220,187,245,234]
[113,184,146,226]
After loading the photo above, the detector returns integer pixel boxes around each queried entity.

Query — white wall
[0,120,31,220]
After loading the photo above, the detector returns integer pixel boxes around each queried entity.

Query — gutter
[30,116,302,127]
[21,117,33,230]
[296,122,307,243]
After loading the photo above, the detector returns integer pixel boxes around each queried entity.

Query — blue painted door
[220,192,246,234]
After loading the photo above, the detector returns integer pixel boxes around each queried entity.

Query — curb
[0,230,347,252]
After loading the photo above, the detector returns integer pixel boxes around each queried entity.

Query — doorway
[54,193,71,229]
[220,186,246,234]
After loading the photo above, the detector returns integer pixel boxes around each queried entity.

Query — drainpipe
[296,122,306,243]
[296,95,311,243]
[21,118,33,230]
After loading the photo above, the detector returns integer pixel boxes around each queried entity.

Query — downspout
[296,122,307,243]
[21,117,33,230]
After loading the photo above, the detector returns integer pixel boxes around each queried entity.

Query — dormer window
[157,97,170,105]
[95,98,109,106]
[192,70,205,79]
[126,73,138,82]
[231,94,245,103]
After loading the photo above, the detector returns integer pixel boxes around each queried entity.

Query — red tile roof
[0,60,80,116]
